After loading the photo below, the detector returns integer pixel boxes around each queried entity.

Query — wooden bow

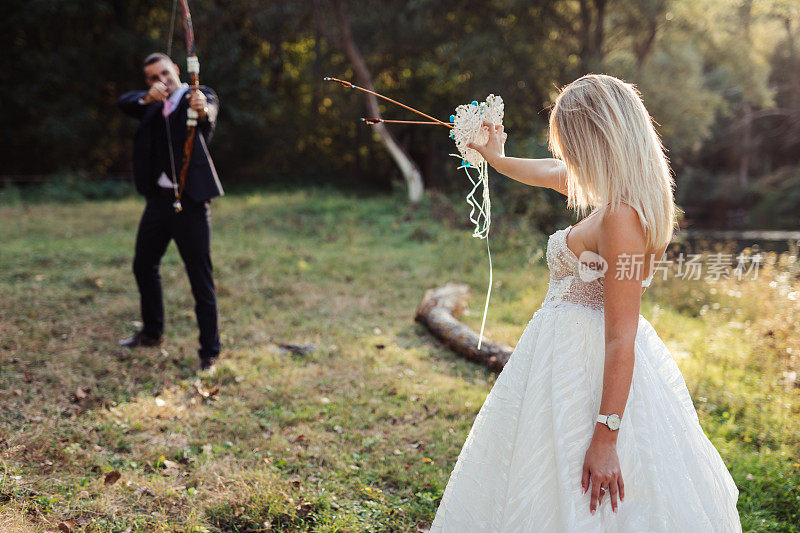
[172,0,200,212]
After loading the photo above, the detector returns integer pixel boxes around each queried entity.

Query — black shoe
[118,331,163,348]
[199,356,218,371]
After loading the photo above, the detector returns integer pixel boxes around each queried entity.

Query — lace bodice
[541,225,653,312]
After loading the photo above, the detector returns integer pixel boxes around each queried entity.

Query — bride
[429,74,742,532]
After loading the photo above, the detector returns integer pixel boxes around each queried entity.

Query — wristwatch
[596,413,622,430]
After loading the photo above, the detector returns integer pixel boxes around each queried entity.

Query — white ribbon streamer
[449,95,504,349]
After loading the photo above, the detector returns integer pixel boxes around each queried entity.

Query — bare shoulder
[598,202,646,250]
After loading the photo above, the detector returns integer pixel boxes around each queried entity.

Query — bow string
[171,0,200,213]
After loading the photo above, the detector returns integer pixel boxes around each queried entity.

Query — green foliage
[1,0,798,225]
[749,167,800,228]
[0,172,133,205]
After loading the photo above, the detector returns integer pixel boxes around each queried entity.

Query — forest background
[2,0,799,229]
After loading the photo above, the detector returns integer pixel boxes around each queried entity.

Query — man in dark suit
[117,52,224,371]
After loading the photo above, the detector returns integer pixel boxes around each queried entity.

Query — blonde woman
[429,75,742,532]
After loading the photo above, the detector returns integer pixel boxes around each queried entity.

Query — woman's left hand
[467,121,507,167]
[581,439,624,515]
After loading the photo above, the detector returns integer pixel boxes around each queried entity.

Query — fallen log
[414,283,513,373]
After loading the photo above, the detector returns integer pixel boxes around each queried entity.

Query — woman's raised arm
[467,122,568,195]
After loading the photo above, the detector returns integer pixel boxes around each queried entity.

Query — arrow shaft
[363,118,452,126]
[325,77,452,129]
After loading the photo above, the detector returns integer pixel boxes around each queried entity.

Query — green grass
[0,189,798,531]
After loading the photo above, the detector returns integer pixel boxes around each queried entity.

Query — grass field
[1,189,799,532]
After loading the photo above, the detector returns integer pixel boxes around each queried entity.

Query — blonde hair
[547,74,681,251]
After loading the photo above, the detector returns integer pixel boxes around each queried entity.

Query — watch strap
[596,412,621,430]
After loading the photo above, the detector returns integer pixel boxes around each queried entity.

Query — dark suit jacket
[117,86,224,202]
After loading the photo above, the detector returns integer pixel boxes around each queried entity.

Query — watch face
[607,414,621,430]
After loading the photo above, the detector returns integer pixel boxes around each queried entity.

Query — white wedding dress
[430,224,742,532]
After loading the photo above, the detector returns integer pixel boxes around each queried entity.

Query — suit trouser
[132,191,220,360]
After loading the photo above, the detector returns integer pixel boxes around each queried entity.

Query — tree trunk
[415,284,513,373]
[579,0,606,73]
[739,102,752,188]
[737,0,754,189]
[786,18,800,101]
[634,19,658,70]
[329,0,424,203]
[784,17,800,152]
